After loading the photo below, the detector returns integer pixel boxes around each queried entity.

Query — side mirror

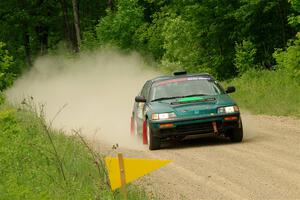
[135,96,146,103]
[226,86,236,94]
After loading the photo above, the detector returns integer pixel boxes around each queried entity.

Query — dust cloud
[6,49,158,149]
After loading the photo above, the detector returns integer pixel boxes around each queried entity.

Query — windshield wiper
[151,96,182,102]
[182,94,210,98]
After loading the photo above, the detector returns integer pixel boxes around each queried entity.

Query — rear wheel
[143,120,160,150]
[133,119,138,136]
[130,115,139,136]
[130,115,134,136]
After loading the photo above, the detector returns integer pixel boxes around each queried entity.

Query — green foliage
[0,42,15,91]
[91,0,296,79]
[0,0,108,71]
[96,0,145,49]
[0,93,4,105]
[0,103,150,200]
[0,106,102,199]
[273,34,300,80]
[155,1,241,78]
[290,0,300,11]
[133,12,166,60]
[160,16,202,73]
[234,40,257,74]
[287,0,300,27]
[226,69,300,117]
[234,0,292,68]
[1,0,299,81]
[81,30,99,51]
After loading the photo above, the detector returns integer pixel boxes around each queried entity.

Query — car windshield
[150,77,224,101]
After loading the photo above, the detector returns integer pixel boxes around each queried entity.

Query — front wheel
[229,123,243,142]
[143,120,160,150]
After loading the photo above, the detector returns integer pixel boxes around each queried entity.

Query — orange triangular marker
[105,156,171,190]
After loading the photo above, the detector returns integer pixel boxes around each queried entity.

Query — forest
[1,1,300,199]
[0,0,300,93]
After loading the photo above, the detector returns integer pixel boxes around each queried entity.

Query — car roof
[149,73,214,84]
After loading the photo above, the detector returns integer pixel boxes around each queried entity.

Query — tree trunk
[36,0,49,55]
[18,0,32,67]
[107,0,113,9]
[72,0,81,52]
[36,25,48,55]
[277,0,287,47]
[59,0,73,49]
[23,27,32,67]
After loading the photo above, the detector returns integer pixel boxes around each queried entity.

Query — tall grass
[0,101,150,200]
[226,69,300,117]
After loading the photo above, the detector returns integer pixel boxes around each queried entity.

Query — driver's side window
[137,82,149,119]
[141,81,150,100]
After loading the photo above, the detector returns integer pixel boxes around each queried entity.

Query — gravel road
[98,112,300,200]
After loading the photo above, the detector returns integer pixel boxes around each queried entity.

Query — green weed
[225,69,300,117]
[0,102,151,200]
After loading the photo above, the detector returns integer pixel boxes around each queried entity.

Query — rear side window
[141,81,151,100]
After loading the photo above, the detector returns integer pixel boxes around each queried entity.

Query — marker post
[118,153,128,200]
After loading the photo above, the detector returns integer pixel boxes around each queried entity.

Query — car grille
[160,121,221,136]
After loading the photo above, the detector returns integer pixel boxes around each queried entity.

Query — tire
[145,120,160,150]
[229,122,243,142]
[131,115,139,137]
[133,118,138,136]
[130,115,135,136]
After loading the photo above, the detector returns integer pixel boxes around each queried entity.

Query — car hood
[148,94,236,117]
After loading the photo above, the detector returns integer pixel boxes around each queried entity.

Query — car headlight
[218,106,239,114]
[151,112,177,120]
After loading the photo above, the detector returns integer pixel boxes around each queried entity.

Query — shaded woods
[0,0,300,91]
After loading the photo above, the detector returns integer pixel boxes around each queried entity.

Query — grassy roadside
[0,102,149,200]
[225,70,300,118]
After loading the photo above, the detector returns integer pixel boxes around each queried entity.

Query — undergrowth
[226,69,300,117]
[0,99,150,200]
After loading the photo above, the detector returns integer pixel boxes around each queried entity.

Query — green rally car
[130,71,243,150]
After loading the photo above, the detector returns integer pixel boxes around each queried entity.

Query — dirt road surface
[97,112,300,200]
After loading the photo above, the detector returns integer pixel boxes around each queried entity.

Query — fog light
[160,123,174,129]
[224,116,238,121]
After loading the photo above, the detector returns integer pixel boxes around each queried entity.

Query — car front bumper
[149,113,242,139]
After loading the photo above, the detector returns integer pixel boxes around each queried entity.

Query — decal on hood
[178,97,204,102]
[171,97,216,105]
